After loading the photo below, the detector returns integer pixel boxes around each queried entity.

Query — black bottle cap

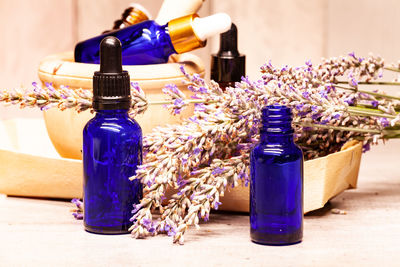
[211,23,246,83]
[92,36,131,110]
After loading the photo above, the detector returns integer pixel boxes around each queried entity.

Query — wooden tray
[0,118,362,213]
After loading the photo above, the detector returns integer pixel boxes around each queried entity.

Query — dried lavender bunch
[130,54,400,244]
[2,53,400,244]
[0,82,148,116]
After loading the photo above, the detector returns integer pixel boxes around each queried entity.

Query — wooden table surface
[1,141,400,267]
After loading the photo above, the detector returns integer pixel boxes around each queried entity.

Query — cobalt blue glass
[75,20,176,65]
[82,36,142,234]
[83,109,142,234]
[250,105,304,245]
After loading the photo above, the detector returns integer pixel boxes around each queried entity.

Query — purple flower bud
[194,103,206,112]
[189,117,199,124]
[362,142,371,153]
[131,203,142,214]
[302,92,310,99]
[350,78,358,87]
[241,76,251,84]
[311,105,318,112]
[167,227,177,237]
[211,167,224,175]
[344,96,355,105]
[379,117,389,127]
[214,201,222,210]
[130,82,141,92]
[72,212,83,220]
[319,90,328,99]
[142,218,152,228]
[296,103,304,110]
[71,198,83,210]
[45,82,55,92]
[199,86,208,94]
[193,147,201,155]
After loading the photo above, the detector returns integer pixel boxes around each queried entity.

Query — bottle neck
[259,105,294,145]
[95,109,129,118]
[260,131,294,145]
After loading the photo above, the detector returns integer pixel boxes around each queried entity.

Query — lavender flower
[0,82,148,116]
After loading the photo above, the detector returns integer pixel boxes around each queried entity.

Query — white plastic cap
[192,13,232,41]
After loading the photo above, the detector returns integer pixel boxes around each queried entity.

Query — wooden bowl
[38,52,205,160]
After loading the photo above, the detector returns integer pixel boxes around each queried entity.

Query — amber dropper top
[103,3,151,33]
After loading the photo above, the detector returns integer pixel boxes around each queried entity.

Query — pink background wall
[1,0,400,120]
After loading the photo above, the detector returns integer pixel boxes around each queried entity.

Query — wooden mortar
[38,52,205,160]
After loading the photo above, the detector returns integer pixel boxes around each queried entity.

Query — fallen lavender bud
[71,198,83,220]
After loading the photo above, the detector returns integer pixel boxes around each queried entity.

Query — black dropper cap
[211,23,246,84]
[92,36,131,110]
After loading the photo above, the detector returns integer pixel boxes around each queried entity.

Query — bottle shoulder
[84,115,142,136]
[252,142,303,159]
[116,20,165,37]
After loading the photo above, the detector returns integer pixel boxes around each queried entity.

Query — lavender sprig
[0,82,92,112]
[0,82,148,115]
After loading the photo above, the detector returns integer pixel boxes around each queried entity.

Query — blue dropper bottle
[250,105,304,245]
[82,36,142,234]
[75,13,231,65]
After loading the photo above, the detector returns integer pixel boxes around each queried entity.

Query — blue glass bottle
[83,36,142,234]
[75,14,206,65]
[250,105,304,245]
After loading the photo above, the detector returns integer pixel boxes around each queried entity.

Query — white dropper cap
[192,13,232,41]
[155,0,205,25]
[168,13,232,54]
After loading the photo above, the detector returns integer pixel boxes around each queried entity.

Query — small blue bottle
[75,13,231,65]
[250,105,304,245]
[83,36,142,234]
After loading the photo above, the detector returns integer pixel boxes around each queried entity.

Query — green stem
[297,121,400,139]
[336,80,400,86]
[148,99,218,105]
[384,66,400,73]
[296,122,382,134]
[333,83,400,101]
[332,84,353,90]
[348,106,397,119]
